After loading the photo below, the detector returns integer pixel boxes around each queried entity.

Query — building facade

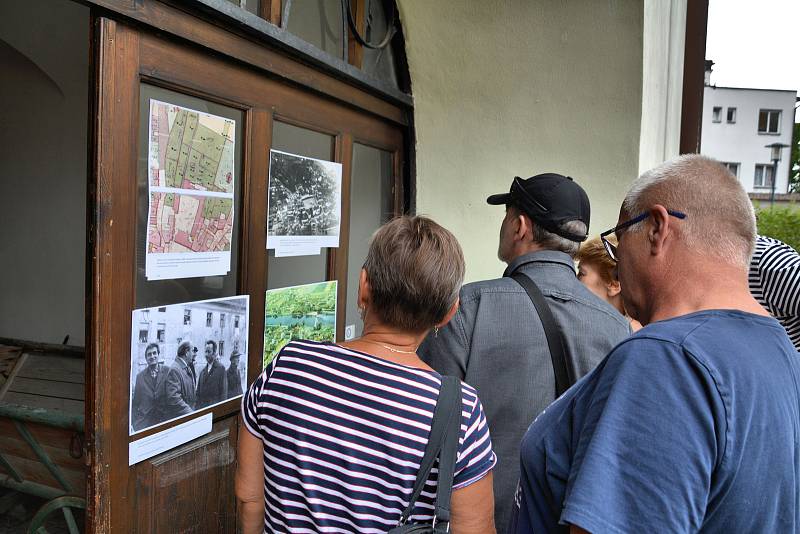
[701,85,796,194]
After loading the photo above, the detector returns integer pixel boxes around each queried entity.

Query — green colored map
[149,100,235,194]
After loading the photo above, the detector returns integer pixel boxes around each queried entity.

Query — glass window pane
[758,110,768,132]
[243,0,260,16]
[267,121,335,290]
[769,111,780,133]
[344,144,394,338]
[282,0,344,59]
[225,0,261,16]
[136,84,243,308]
[361,0,399,88]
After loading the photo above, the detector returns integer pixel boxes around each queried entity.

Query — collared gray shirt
[419,250,631,532]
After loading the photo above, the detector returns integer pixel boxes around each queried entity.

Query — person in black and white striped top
[235,216,497,534]
[749,234,800,350]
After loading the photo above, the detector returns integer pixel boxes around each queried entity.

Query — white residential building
[701,83,796,194]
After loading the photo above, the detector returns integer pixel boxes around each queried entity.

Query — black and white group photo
[267,149,342,239]
[128,295,249,434]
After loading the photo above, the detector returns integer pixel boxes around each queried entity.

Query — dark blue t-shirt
[510,310,800,534]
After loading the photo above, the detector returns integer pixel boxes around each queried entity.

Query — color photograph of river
[263,280,337,367]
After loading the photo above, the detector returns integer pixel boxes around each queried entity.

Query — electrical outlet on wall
[344,324,356,340]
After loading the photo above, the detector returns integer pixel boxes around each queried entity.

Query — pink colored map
[147,193,233,254]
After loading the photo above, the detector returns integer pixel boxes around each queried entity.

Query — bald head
[622,154,756,268]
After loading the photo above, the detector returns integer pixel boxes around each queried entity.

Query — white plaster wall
[397,1,644,282]
[701,87,795,193]
[0,0,88,345]
[638,0,686,174]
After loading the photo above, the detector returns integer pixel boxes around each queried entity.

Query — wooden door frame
[88,15,406,531]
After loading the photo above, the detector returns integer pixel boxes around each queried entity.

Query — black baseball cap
[486,173,590,242]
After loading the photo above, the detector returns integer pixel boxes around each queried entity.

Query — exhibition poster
[129,294,249,435]
[146,99,236,280]
[266,150,342,256]
[263,281,337,367]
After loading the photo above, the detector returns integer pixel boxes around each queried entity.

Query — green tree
[790,122,799,193]
[756,206,800,251]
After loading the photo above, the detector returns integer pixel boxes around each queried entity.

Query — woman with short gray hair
[236,216,497,534]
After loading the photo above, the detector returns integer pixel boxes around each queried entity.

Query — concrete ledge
[749,192,800,209]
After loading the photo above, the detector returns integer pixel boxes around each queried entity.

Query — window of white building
[712,106,722,122]
[754,164,774,188]
[758,110,781,134]
[726,107,736,123]
[722,162,739,176]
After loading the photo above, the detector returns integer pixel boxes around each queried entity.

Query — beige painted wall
[0,0,88,345]
[398,0,644,282]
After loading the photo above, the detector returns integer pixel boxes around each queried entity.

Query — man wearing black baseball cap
[419,172,631,531]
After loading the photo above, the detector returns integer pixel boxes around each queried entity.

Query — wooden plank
[138,34,404,147]
[0,345,22,376]
[87,17,140,533]
[0,338,84,356]
[0,419,83,450]
[0,435,84,471]
[0,352,27,400]
[259,0,281,26]
[7,377,85,401]
[142,418,237,534]
[0,454,85,494]
[347,0,366,69]
[333,133,354,341]
[16,353,84,385]
[679,0,709,154]
[3,392,84,415]
[242,109,270,386]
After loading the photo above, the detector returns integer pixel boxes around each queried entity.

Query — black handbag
[511,271,575,397]
[389,375,462,533]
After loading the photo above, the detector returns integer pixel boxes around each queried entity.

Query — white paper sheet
[263,280,337,368]
[266,150,341,252]
[129,294,250,436]
[129,413,212,465]
[146,99,237,280]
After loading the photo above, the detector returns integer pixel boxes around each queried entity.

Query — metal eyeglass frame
[600,210,687,262]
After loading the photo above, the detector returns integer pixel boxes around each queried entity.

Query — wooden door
[88,16,406,532]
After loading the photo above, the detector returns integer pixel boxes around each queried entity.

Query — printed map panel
[149,100,235,194]
[148,193,234,254]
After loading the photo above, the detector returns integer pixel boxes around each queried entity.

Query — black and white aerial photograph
[267,149,342,249]
[128,295,249,435]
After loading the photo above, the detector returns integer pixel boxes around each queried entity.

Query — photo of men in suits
[129,296,250,435]
[227,350,243,397]
[130,343,167,431]
[196,340,227,409]
[162,341,197,420]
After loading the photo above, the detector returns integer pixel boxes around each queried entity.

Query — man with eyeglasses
[510,155,800,533]
[419,172,631,531]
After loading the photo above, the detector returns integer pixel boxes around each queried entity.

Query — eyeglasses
[600,210,687,262]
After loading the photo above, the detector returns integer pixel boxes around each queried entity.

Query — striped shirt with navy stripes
[242,340,497,533]
[749,235,800,350]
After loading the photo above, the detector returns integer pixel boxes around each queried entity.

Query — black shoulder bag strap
[392,375,462,531]
[510,271,574,397]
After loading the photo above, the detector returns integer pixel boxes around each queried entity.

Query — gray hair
[531,220,587,258]
[510,205,587,257]
[622,154,756,267]
[363,216,465,333]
